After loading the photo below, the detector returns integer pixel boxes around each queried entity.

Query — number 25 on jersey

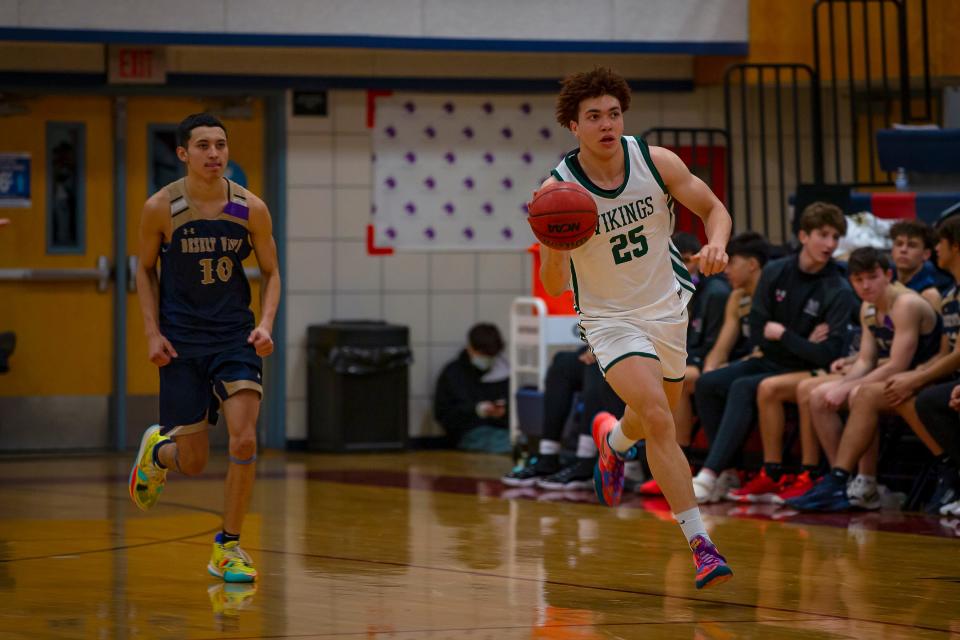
[610,225,648,265]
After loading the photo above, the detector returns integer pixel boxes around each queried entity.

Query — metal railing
[724,63,823,242]
[813,0,935,186]
[642,127,730,237]
[0,256,111,292]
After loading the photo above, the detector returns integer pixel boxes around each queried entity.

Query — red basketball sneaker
[775,470,817,504]
[592,412,626,507]
[727,468,791,503]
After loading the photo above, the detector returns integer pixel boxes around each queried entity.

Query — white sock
[674,507,710,545]
[576,434,597,458]
[607,421,637,453]
[539,439,561,455]
[857,474,876,485]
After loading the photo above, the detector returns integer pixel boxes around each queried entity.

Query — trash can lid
[308,321,409,348]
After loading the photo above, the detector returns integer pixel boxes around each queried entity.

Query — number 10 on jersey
[199,256,234,284]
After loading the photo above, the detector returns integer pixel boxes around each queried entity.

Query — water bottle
[894,167,909,191]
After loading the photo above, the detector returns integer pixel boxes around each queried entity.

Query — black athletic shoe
[536,457,595,490]
[501,454,560,487]
[925,465,960,515]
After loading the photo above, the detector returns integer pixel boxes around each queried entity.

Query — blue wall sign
[0,153,31,207]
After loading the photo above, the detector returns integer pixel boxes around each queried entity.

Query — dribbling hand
[148,333,178,367]
[248,326,274,357]
[692,243,728,276]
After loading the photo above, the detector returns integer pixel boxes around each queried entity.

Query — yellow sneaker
[128,425,169,511]
[208,582,257,631]
[208,539,258,583]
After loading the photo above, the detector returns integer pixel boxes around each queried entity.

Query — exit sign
[108,45,167,84]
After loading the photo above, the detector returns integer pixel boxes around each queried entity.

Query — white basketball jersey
[551,136,695,320]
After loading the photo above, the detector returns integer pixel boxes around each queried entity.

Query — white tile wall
[477,252,525,291]
[333,240,382,291]
[288,134,333,186]
[288,187,334,239]
[334,187,372,240]
[334,135,373,187]
[429,293,477,343]
[286,293,333,348]
[382,252,430,291]
[287,240,334,291]
[333,292,382,320]
[429,253,477,291]
[331,90,372,134]
[383,292,429,344]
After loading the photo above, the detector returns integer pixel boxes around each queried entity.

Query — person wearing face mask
[433,323,511,453]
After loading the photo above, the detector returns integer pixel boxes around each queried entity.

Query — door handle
[0,255,112,292]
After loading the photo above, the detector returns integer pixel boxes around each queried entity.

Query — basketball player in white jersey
[537,68,733,589]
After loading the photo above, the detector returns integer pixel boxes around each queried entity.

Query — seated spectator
[501,346,624,489]
[890,220,941,309]
[875,217,960,513]
[931,383,960,515]
[672,231,730,452]
[641,231,767,497]
[702,231,770,372]
[434,323,510,454]
[692,202,857,503]
[786,247,942,511]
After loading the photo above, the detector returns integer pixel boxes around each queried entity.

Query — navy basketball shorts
[159,343,263,437]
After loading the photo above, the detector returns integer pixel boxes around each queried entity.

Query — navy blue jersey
[863,297,942,366]
[903,261,939,295]
[942,284,960,352]
[159,178,255,358]
[732,291,754,360]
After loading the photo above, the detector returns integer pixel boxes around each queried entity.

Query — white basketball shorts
[579,309,689,381]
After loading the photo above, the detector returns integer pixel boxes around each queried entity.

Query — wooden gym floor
[1,451,958,639]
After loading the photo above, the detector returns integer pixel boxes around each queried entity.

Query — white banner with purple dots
[372,94,574,251]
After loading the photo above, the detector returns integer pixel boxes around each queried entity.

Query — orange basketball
[527,181,598,250]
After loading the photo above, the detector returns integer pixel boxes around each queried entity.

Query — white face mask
[470,355,493,371]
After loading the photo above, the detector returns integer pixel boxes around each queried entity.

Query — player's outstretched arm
[247,195,281,357]
[136,193,178,367]
[650,146,731,276]
[532,176,571,297]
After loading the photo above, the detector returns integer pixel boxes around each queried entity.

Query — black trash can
[307,321,411,452]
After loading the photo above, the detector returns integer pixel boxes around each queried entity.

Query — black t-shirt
[749,254,857,370]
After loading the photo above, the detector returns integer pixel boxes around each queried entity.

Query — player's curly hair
[555,67,631,130]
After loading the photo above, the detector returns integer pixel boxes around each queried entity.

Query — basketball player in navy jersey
[128,113,280,583]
